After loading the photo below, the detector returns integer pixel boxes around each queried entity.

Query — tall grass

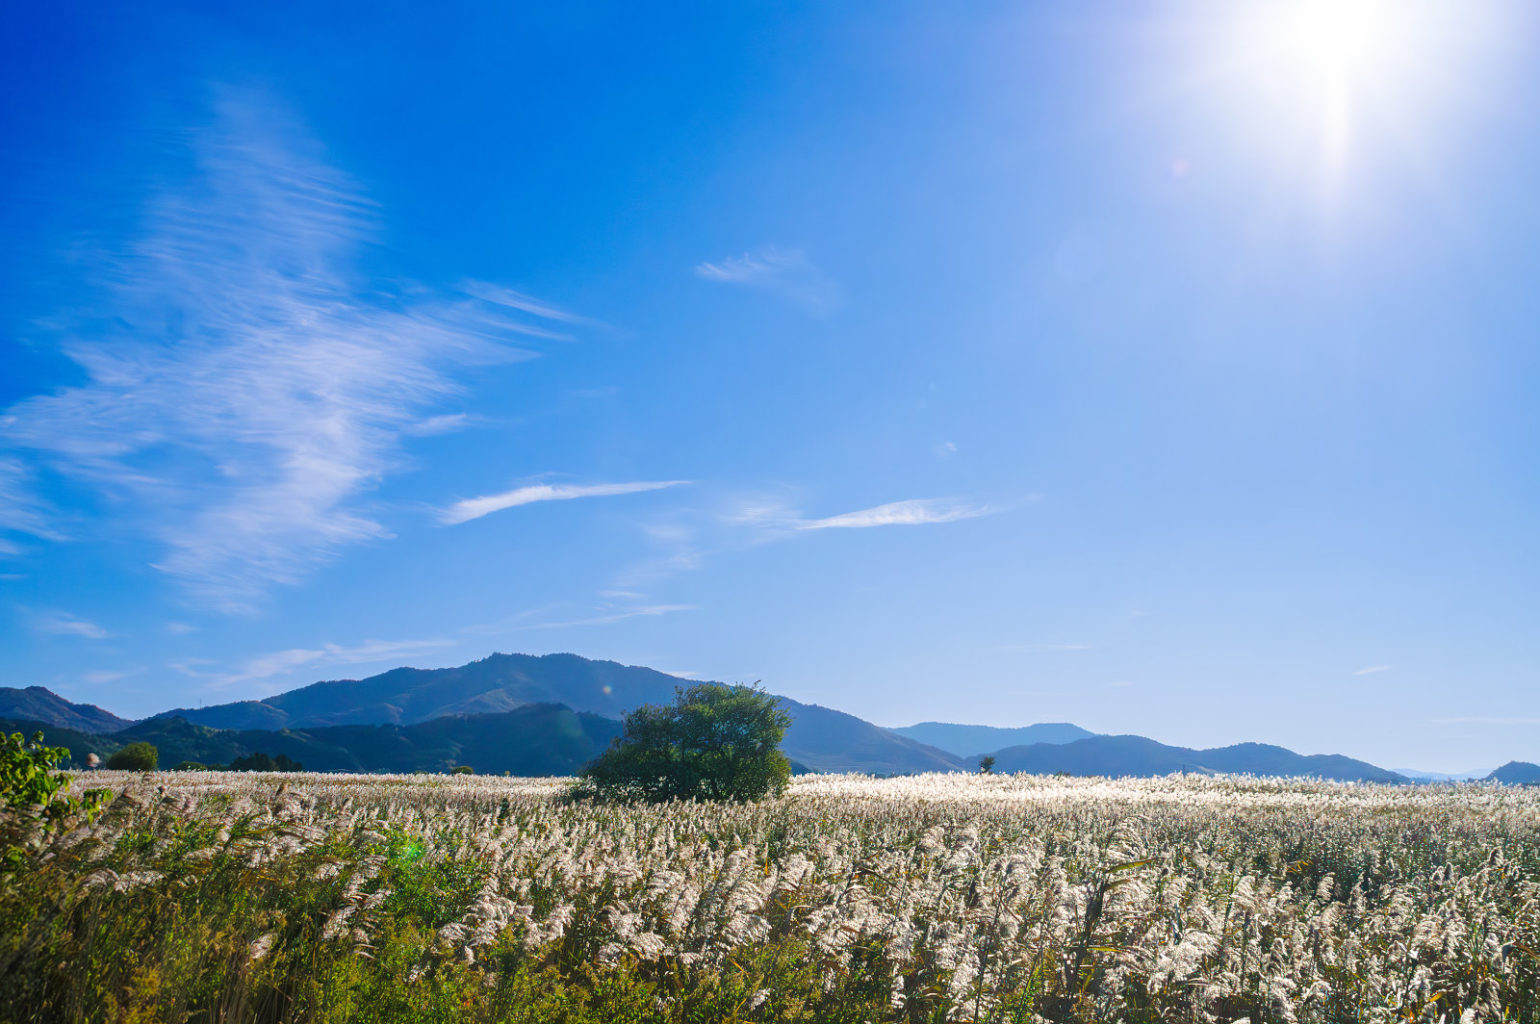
[2,771,1537,1023]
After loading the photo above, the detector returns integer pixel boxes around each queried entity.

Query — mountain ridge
[987,734,1406,783]
[894,721,1096,758]
[9,652,1483,782]
[150,653,963,775]
[0,686,133,733]
[1487,761,1540,785]
[1,704,623,775]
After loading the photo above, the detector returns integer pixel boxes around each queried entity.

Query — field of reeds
[2,771,1538,1024]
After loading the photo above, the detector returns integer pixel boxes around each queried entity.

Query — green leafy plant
[576,683,791,802]
[106,741,159,771]
[1,731,77,814]
[1,731,107,871]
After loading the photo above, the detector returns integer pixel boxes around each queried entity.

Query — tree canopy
[577,684,791,802]
[106,742,158,771]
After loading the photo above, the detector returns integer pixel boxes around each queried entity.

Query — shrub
[452,765,474,775]
[1,731,106,870]
[577,684,791,802]
[106,741,158,771]
[1,732,74,813]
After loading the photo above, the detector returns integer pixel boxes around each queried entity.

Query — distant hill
[894,721,1095,758]
[0,686,131,733]
[2,704,623,775]
[779,700,961,774]
[987,735,1406,783]
[1391,768,1489,783]
[1487,762,1540,785]
[153,653,963,776]
[22,651,1424,781]
[154,653,699,729]
[0,718,108,767]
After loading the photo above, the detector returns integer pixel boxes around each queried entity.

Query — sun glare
[1218,0,1464,192]
[1278,0,1386,82]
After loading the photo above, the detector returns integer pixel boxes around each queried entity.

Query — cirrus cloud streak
[441,480,692,526]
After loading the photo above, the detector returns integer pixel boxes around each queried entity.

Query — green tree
[978,754,997,775]
[106,741,158,771]
[577,684,792,802]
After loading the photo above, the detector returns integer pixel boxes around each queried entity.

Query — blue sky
[2,1,1536,771]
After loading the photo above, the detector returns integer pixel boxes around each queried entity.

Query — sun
[1214,0,1454,189]
[1271,0,1390,85]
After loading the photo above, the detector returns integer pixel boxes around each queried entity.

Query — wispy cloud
[81,669,137,685]
[0,459,61,550]
[186,636,457,689]
[460,281,586,325]
[403,413,472,437]
[0,90,571,608]
[32,611,111,640]
[798,498,993,530]
[461,600,696,636]
[695,246,838,313]
[727,496,995,534]
[441,480,691,526]
[523,604,696,630]
[1353,664,1392,676]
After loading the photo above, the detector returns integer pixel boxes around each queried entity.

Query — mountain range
[0,686,132,734]
[985,735,1406,783]
[893,721,1096,757]
[0,652,1521,783]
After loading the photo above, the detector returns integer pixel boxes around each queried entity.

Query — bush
[1,732,106,869]
[452,765,474,775]
[577,684,791,802]
[1,732,73,813]
[106,742,158,771]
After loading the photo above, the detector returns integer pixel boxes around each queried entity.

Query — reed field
[3,771,1538,1023]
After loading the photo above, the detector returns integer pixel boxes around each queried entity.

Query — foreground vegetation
[3,772,1539,1023]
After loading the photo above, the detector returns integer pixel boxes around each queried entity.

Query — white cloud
[798,498,993,530]
[1353,664,1391,676]
[32,611,111,640]
[460,281,584,324]
[196,636,457,689]
[82,669,136,685]
[612,492,998,592]
[525,604,696,630]
[441,480,690,525]
[0,90,569,608]
[403,413,471,437]
[0,459,61,550]
[695,246,838,313]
